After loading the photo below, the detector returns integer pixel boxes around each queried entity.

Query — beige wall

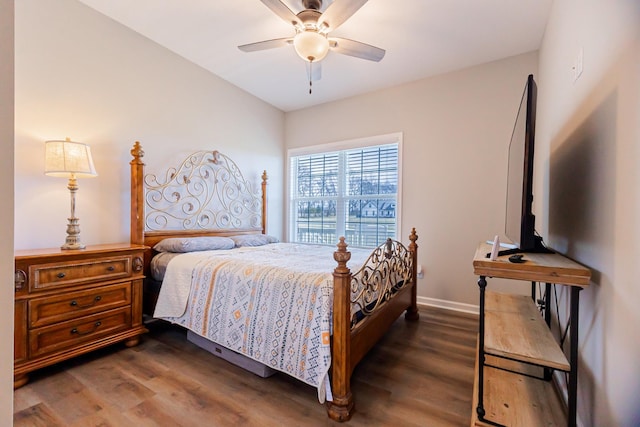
[537,1,640,425]
[14,0,285,251]
[285,52,538,310]
[0,0,15,424]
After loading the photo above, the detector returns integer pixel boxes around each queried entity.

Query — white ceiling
[77,0,552,112]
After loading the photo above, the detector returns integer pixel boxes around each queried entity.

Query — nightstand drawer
[29,307,131,358]
[29,255,133,291]
[29,282,132,328]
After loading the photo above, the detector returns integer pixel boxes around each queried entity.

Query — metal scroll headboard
[142,149,263,232]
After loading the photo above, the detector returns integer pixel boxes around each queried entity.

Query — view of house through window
[289,136,400,248]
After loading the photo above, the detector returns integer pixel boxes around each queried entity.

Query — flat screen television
[503,74,550,254]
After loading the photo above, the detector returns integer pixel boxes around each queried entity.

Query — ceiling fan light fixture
[293,30,329,62]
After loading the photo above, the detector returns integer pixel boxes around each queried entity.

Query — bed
[129,141,419,421]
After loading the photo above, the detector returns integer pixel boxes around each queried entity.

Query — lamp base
[61,242,86,250]
[61,217,86,250]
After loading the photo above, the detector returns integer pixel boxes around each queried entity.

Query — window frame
[286,132,403,248]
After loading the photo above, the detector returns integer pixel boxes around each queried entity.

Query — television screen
[504,74,538,251]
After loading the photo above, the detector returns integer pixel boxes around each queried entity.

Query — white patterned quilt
[153,243,369,403]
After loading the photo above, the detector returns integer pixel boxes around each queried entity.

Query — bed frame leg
[327,394,354,422]
[406,228,420,322]
[405,305,420,321]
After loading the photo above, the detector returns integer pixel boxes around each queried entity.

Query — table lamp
[44,138,97,249]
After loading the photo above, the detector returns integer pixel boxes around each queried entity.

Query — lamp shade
[44,139,97,178]
[293,31,329,62]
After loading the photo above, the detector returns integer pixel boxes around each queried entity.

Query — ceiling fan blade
[260,0,302,28]
[318,0,368,32]
[329,37,385,62]
[238,38,292,52]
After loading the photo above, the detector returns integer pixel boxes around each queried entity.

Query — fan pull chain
[309,61,313,94]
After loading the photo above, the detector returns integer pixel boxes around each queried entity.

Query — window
[288,134,401,248]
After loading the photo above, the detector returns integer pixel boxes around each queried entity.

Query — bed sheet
[150,251,181,281]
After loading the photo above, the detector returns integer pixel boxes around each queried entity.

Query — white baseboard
[417,296,479,315]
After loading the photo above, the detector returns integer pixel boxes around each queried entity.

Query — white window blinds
[290,141,399,248]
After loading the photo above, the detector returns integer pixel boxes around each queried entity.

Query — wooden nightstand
[13,243,148,388]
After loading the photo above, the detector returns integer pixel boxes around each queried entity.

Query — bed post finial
[406,227,420,321]
[329,236,354,421]
[130,142,145,245]
[261,170,268,234]
[333,236,351,271]
[130,141,144,164]
[409,227,418,247]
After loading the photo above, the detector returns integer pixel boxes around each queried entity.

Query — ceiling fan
[238,0,385,92]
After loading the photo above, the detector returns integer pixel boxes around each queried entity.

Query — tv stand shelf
[472,351,567,427]
[471,243,590,427]
[485,291,569,371]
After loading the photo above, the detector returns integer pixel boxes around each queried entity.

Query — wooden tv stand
[471,243,590,427]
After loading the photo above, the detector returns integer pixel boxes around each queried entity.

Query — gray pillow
[230,234,279,247]
[153,236,235,253]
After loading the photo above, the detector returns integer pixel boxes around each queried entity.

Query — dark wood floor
[14,306,478,427]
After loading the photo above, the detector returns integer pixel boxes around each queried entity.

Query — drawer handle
[15,269,26,291]
[107,265,116,272]
[70,295,102,308]
[56,272,66,279]
[70,321,102,336]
